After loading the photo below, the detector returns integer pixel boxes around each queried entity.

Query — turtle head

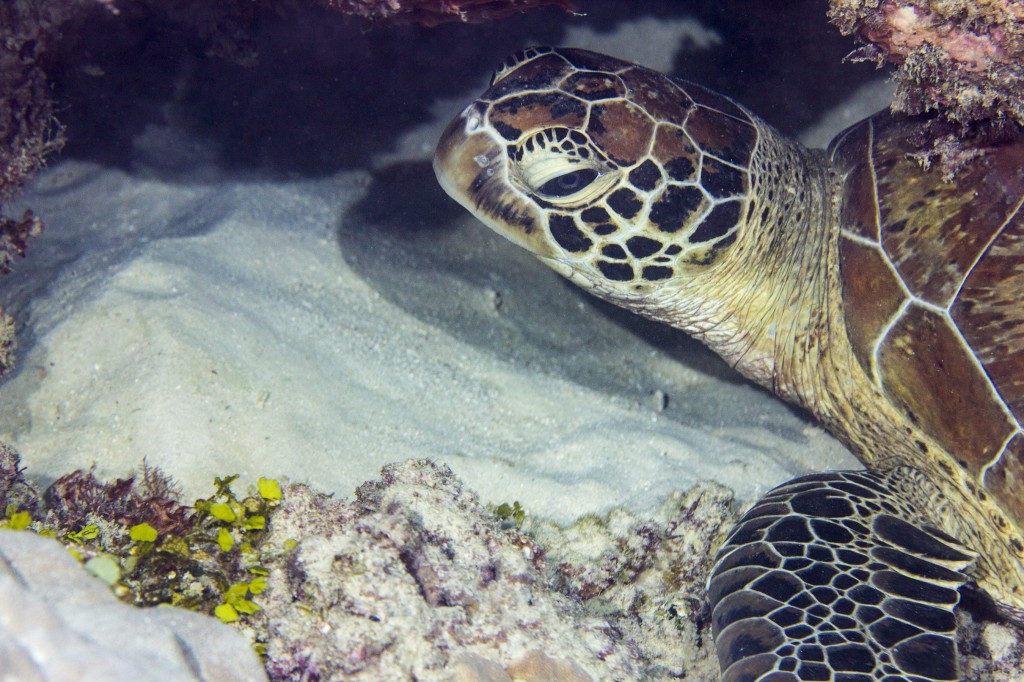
[434,46,761,312]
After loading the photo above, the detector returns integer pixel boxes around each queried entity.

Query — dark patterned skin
[434,47,1024,680]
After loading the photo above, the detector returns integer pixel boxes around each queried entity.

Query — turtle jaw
[434,104,557,260]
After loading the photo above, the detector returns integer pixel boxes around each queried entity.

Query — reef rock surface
[258,459,736,681]
[0,528,267,682]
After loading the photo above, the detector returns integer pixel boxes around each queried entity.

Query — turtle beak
[433,103,554,259]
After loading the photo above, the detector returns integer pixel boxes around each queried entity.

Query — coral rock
[829,0,1024,126]
[260,460,647,680]
[0,529,268,682]
[258,459,739,680]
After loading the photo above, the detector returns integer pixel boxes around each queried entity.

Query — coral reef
[42,464,194,537]
[2,449,1023,679]
[0,447,279,621]
[958,603,1024,679]
[0,209,43,377]
[324,0,576,26]
[0,443,35,513]
[257,459,723,680]
[0,210,42,277]
[1,0,83,379]
[0,449,739,680]
[0,2,67,210]
[531,485,739,679]
[828,0,1024,126]
[1,445,267,681]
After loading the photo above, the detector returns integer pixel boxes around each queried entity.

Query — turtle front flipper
[708,469,977,681]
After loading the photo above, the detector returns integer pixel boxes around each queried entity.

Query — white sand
[0,17,862,525]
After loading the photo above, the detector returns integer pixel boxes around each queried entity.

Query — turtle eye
[537,169,600,197]
[512,127,619,207]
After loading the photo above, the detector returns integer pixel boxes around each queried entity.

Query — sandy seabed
[0,140,859,522]
[0,16,869,524]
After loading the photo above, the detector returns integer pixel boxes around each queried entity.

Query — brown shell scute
[651,125,699,180]
[561,71,626,101]
[952,209,1024,420]
[836,113,1024,531]
[701,157,749,199]
[877,304,1015,471]
[557,48,636,72]
[830,121,879,242]
[676,79,750,121]
[623,68,695,122]
[873,125,1024,308]
[838,237,905,377]
[684,106,757,167]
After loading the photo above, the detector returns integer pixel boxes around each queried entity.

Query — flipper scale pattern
[709,470,976,682]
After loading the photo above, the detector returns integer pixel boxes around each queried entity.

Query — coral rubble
[829,0,1024,126]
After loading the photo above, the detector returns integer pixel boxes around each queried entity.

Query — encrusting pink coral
[829,0,1024,125]
[856,1,1016,71]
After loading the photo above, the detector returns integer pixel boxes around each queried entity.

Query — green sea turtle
[433,47,1024,680]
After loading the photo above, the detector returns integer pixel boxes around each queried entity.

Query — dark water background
[52,0,881,175]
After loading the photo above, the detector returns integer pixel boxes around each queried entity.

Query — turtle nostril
[462,102,486,133]
[473,150,499,169]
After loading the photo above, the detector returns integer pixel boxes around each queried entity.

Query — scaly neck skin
[573,121,867,449]
[665,124,844,416]
[663,126,919,476]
